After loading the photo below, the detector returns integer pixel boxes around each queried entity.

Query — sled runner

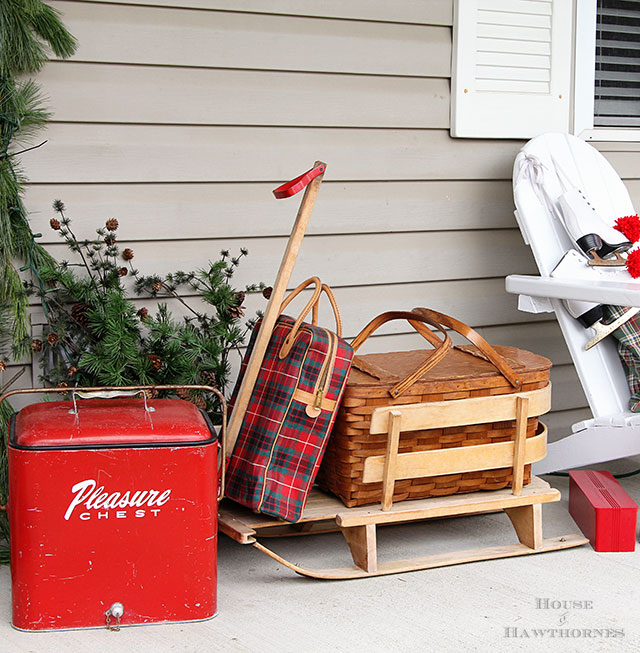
[219,384,587,579]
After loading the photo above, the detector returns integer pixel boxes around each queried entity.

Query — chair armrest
[506,274,640,308]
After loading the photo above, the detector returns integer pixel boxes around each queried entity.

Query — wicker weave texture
[317,378,547,507]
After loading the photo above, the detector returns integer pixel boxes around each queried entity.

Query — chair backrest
[512,133,634,418]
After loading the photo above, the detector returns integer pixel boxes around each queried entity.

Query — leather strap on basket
[412,307,522,389]
[278,277,342,359]
[350,311,453,398]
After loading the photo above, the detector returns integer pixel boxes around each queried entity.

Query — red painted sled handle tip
[272,162,326,199]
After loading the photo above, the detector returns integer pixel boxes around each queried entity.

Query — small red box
[9,397,219,631]
[569,470,637,552]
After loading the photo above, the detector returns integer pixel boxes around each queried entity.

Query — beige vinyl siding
[38,62,451,128]
[14,0,607,436]
[47,2,451,75]
[73,0,453,25]
[25,180,517,239]
[24,125,522,182]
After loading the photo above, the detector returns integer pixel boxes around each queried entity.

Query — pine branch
[0,3,77,362]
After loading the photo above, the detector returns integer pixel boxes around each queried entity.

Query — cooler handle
[70,388,153,414]
[0,384,228,503]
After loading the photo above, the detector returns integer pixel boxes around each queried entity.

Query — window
[451,0,640,140]
[594,0,640,128]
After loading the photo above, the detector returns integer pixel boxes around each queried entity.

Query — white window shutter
[451,0,572,138]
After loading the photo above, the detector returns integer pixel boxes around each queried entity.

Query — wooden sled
[219,386,588,579]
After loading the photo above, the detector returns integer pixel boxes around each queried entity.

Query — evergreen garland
[0,1,77,564]
[34,206,265,420]
[0,1,77,357]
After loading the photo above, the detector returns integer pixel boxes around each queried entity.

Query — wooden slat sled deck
[219,386,587,579]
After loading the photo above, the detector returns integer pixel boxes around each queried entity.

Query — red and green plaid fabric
[603,305,640,412]
[226,315,353,521]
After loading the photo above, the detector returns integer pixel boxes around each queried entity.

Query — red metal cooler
[6,387,223,631]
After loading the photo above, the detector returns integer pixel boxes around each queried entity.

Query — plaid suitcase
[225,278,354,521]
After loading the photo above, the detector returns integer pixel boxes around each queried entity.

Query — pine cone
[72,302,90,327]
[0,360,6,372]
[143,388,158,399]
[262,286,272,300]
[176,389,207,410]
[200,370,218,387]
[235,291,246,306]
[57,381,68,388]
[148,354,162,371]
[122,248,134,261]
[152,281,163,292]
[137,307,149,320]
[50,218,61,231]
[47,333,60,346]
[229,305,244,318]
[104,234,117,246]
[106,218,119,231]
[119,267,128,277]
[176,388,207,410]
[67,366,78,378]
[31,339,43,352]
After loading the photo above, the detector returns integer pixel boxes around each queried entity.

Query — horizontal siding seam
[25,179,520,185]
[25,179,514,187]
[57,0,452,27]
[46,121,447,131]
[45,58,451,81]
[35,227,524,244]
[47,58,452,80]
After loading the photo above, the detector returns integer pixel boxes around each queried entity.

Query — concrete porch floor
[1,461,639,653]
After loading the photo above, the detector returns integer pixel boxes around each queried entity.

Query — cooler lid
[11,398,216,450]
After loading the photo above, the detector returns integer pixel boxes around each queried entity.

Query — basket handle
[278,277,342,359]
[412,307,522,389]
[350,310,453,398]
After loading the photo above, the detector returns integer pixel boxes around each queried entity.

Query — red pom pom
[627,248,640,278]
[614,214,640,243]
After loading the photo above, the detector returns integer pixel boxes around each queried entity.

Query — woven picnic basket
[316,308,552,507]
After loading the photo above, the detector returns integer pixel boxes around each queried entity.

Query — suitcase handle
[0,384,228,502]
[278,277,342,359]
[411,308,522,389]
[350,310,453,398]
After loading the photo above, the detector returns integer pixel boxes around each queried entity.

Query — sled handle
[273,164,326,199]
[0,384,228,500]
[225,161,326,455]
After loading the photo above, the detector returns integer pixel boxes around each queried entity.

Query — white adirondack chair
[506,132,640,473]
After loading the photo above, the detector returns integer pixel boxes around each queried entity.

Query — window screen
[595,0,640,127]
